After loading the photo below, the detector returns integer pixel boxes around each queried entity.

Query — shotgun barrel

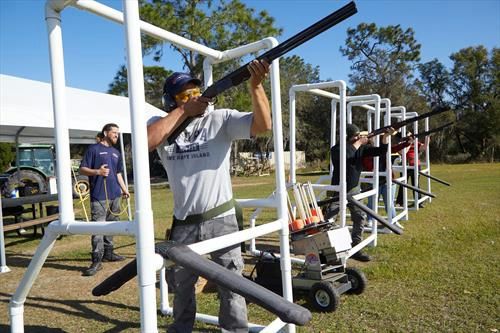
[346,196,403,235]
[316,195,403,235]
[419,171,451,186]
[167,1,358,144]
[368,106,450,138]
[392,179,436,198]
[397,122,454,144]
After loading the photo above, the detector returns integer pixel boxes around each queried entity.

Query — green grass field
[1,163,499,332]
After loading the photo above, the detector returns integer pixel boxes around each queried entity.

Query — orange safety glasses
[175,87,201,103]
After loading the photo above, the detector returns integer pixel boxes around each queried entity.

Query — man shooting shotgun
[325,124,401,262]
[148,60,271,332]
[166,1,357,144]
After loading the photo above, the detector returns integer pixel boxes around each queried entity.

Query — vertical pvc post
[424,116,431,203]
[338,82,347,228]
[267,41,295,333]
[413,119,419,210]
[289,90,296,184]
[330,100,337,178]
[372,98,381,245]
[46,2,74,226]
[0,197,10,273]
[202,57,215,113]
[122,1,158,332]
[382,99,393,223]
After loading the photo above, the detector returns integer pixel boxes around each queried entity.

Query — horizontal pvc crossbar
[71,0,223,59]
[46,220,136,235]
[189,220,284,255]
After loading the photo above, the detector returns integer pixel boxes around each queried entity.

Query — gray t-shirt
[149,109,253,220]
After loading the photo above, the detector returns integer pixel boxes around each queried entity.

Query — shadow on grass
[4,254,94,272]
[0,292,140,332]
[0,325,67,332]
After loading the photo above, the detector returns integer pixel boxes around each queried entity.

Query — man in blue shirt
[80,123,130,276]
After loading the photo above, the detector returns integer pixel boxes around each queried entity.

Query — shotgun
[392,179,436,198]
[397,121,454,143]
[316,195,403,235]
[368,105,450,138]
[167,1,358,144]
[419,171,451,186]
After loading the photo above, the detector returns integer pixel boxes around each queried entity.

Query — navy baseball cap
[163,72,202,96]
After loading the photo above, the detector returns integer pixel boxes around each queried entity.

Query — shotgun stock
[167,1,358,144]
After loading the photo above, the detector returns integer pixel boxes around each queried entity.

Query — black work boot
[103,249,125,262]
[350,250,372,262]
[83,254,103,276]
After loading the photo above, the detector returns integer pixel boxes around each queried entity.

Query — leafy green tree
[140,0,282,76]
[448,46,500,161]
[278,56,326,161]
[234,55,325,162]
[417,59,450,107]
[340,22,430,147]
[0,143,15,172]
[108,65,172,109]
[416,59,456,161]
[340,23,421,103]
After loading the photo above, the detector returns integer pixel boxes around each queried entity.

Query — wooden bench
[3,213,59,233]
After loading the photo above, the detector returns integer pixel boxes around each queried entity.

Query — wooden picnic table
[1,194,59,235]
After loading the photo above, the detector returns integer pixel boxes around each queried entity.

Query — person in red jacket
[396,133,425,207]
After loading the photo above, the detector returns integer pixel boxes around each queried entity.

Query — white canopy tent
[0,74,164,144]
[0,73,164,273]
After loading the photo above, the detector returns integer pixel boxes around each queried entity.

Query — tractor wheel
[308,281,340,312]
[73,175,90,198]
[10,170,47,196]
[345,267,368,295]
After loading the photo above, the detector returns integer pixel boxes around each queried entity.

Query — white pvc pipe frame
[9,1,292,332]
[362,104,409,224]
[392,111,432,211]
[249,84,389,260]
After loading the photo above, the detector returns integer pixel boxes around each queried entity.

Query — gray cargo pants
[325,188,366,245]
[166,214,248,333]
[90,198,121,260]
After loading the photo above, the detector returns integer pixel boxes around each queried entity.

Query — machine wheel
[73,175,90,198]
[345,267,367,295]
[9,170,47,196]
[309,281,340,312]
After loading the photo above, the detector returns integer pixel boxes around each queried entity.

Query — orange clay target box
[249,183,368,312]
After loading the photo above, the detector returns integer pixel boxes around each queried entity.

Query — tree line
[104,0,497,172]
[7,1,496,175]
